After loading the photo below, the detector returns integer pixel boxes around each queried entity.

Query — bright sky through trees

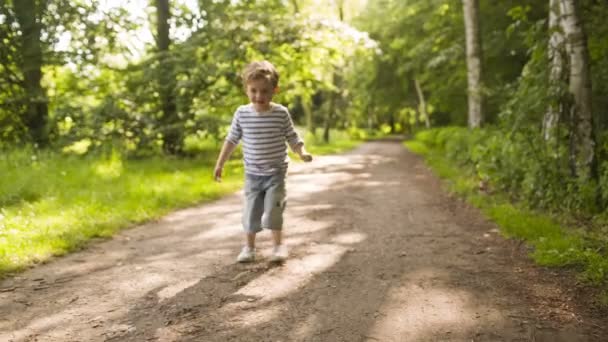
[56,0,200,62]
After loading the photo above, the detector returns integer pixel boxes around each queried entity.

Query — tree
[543,0,565,143]
[13,0,48,146]
[322,0,345,143]
[155,0,181,154]
[560,0,596,180]
[414,78,430,129]
[462,0,483,128]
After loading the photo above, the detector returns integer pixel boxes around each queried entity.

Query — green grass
[404,138,608,296]
[0,149,244,276]
[0,131,361,277]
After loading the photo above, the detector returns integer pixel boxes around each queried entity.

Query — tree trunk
[462,0,483,128]
[322,89,334,143]
[367,103,373,131]
[290,0,299,14]
[13,0,48,146]
[414,78,431,129]
[303,99,315,137]
[155,0,180,154]
[543,0,565,143]
[322,1,344,143]
[560,0,596,180]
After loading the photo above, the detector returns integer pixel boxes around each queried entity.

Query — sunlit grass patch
[0,130,361,278]
[403,141,429,156]
[0,150,243,276]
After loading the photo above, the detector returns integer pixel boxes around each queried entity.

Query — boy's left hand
[300,153,313,162]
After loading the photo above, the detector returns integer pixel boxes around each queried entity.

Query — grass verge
[0,131,361,278]
[404,137,608,306]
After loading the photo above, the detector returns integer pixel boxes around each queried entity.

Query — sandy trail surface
[1,140,605,341]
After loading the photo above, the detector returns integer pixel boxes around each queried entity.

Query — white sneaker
[237,246,255,263]
[270,245,288,262]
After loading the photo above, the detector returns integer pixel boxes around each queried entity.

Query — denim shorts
[242,172,286,233]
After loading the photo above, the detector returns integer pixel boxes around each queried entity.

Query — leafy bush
[414,127,604,214]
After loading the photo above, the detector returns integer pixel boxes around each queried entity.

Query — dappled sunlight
[0,310,75,342]
[330,231,366,244]
[283,219,333,235]
[301,154,394,168]
[290,203,334,211]
[291,313,322,340]
[158,279,200,302]
[3,138,597,342]
[193,223,243,241]
[235,243,348,302]
[357,180,401,188]
[234,230,367,307]
[223,304,283,328]
[93,156,123,180]
[115,272,167,296]
[288,172,352,194]
[0,292,135,342]
[368,268,504,341]
[163,199,243,224]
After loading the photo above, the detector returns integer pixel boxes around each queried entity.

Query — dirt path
[1,140,606,342]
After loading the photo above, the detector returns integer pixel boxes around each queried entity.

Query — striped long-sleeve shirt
[226,103,304,176]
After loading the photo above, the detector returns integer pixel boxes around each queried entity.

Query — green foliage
[0,148,244,275]
[353,0,468,127]
[406,130,608,290]
[413,127,603,213]
[300,127,362,155]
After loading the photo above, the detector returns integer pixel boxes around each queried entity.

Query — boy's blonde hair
[241,61,279,88]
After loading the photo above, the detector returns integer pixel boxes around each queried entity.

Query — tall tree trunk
[303,99,315,137]
[543,0,565,142]
[322,0,345,143]
[13,0,48,146]
[156,0,180,154]
[322,87,335,143]
[462,0,483,128]
[290,0,299,14]
[367,101,374,131]
[389,113,395,133]
[560,0,596,180]
[414,78,431,129]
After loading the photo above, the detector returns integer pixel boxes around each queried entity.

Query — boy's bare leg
[270,229,288,261]
[237,232,257,263]
[246,232,257,248]
[271,229,282,246]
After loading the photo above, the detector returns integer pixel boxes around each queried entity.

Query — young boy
[213,60,312,263]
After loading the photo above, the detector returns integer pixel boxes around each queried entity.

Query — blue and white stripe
[226,103,303,176]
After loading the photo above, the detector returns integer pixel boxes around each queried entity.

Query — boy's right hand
[213,165,223,182]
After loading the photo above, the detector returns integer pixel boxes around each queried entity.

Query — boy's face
[246,78,277,112]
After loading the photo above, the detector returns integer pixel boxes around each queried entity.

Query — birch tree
[462,0,483,128]
[543,0,566,143]
[414,78,430,129]
[560,0,596,180]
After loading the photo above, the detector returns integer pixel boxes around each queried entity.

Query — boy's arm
[215,108,242,182]
[214,141,238,182]
[284,109,313,162]
[292,143,312,162]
